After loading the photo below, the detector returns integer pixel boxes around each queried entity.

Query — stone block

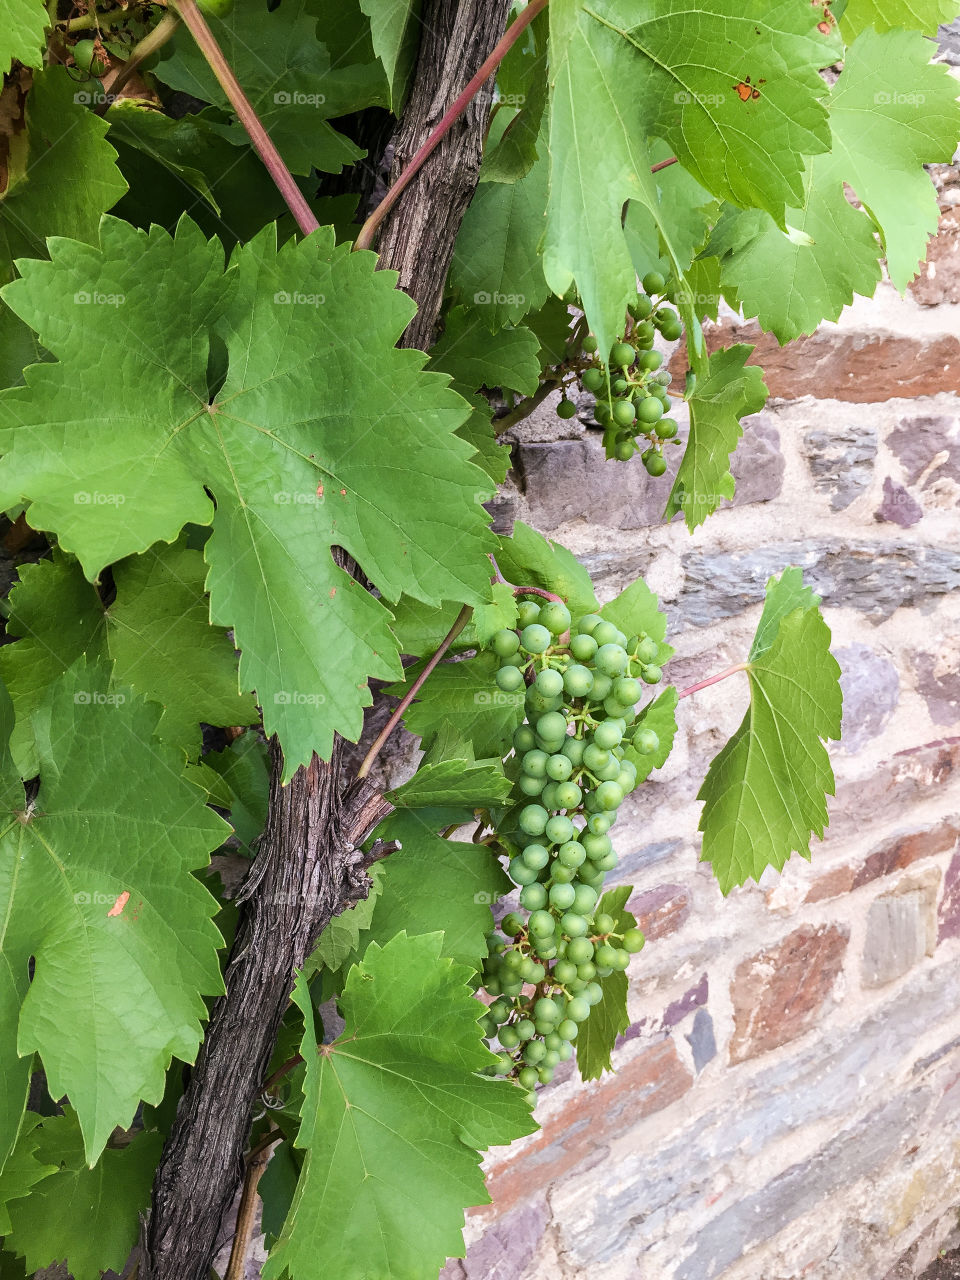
[804,865,857,904]
[729,924,849,1064]
[938,847,960,942]
[875,476,924,527]
[862,884,937,989]
[910,204,960,307]
[835,643,900,754]
[685,1008,717,1073]
[729,414,785,507]
[456,1195,550,1280]
[913,642,960,726]
[853,818,960,890]
[803,424,878,510]
[887,412,960,512]
[628,883,691,941]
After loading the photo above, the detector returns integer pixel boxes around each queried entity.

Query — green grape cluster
[479,598,662,1098]
[555,270,685,476]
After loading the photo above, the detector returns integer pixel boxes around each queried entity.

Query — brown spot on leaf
[107,891,130,918]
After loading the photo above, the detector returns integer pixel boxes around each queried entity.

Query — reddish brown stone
[852,818,960,890]
[629,884,691,941]
[910,205,960,307]
[938,849,960,942]
[483,1039,692,1211]
[825,738,960,844]
[729,925,849,1065]
[804,865,857,904]
[669,322,960,403]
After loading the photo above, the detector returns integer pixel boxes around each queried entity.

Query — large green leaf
[0,659,227,1163]
[716,28,960,336]
[428,306,541,397]
[697,571,843,893]
[622,686,679,784]
[263,936,535,1280]
[0,1118,55,1234]
[665,346,768,530]
[358,0,420,108]
[5,1111,161,1279]
[0,218,495,776]
[155,0,365,175]
[392,650,524,759]
[840,0,959,37]
[0,0,47,71]
[388,758,512,809]
[0,543,258,772]
[575,885,636,1081]
[496,521,599,620]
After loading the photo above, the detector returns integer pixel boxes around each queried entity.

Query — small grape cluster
[556,271,684,477]
[479,597,663,1098]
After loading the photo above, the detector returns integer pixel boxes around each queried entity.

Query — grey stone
[835,643,900,753]
[875,476,924,527]
[803,424,878,510]
[729,414,785,507]
[459,1195,550,1280]
[685,1008,717,1073]
[654,542,960,628]
[862,890,931,988]
[938,18,960,65]
[616,838,684,881]
[673,1090,931,1280]
[888,413,960,490]
[913,648,960,726]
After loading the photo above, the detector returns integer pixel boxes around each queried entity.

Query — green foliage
[574,887,637,1081]
[0,0,47,72]
[263,941,535,1280]
[698,570,843,893]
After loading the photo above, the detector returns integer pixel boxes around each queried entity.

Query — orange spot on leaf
[340,488,347,497]
[107,891,130,918]
[329,587,336,597]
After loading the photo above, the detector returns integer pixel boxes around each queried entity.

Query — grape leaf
[388,757,512,809]
[496,520,599,620]
[203,734,271,857]
[474,581,519,646]
[155,0,365,175]
[0,541,258,772]
[575,885,636,1081]
[449,137,551,328]
[749,565,819,658]
[0,217,495,777]
[0,0,47,72]
[622,686,679,784]
[457,395,512,484]
[0,1118,55,1233]
[840,0,959,37]
[665,345,768,530]
[340,812,510,968]
[5,1111,162,1279]
[0,659,227,1163]
[392,651,524,759]
[357,0,419,108]
[428,306,541,397]
[307,864,385,972]
[480,13,549,184]
[599,576,668,645]
[716,28,960,336]
[697,571,843,894]
[624,142,720,283]
[262,936,535,1280]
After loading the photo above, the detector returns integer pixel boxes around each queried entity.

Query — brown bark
[139,2,511,1277]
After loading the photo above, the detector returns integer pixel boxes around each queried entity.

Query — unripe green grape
[614,677,641,705]
[554,781,582,810]
[594,912,617,935]
[566,936,594,964]
[636,396,664,424]
[642,269,666,295]
[491,628,520,658]
[528,909,555,937]
[569,633,598,662]
[563,663,594,698]
[630,293,653,319]
[595,943,619,968]
[499,1025,520,1049]
[610,341,636,369]
[502,979,524,997]
[587,812,612,835]
[594,756,622,782]
[583,831,612,860]
[550,863,576,884]
[523,1039,546,1064]
[582,743,610,772]
[615,440,635,461]
[561,737,586,766]
[594,849,619,873]
[623,928,645,953]
[577,961,598,981]
[656,417,678,439]
[610,948,630,970]
[560,911,588,937]
[592,720,622,750]
[553,959,578,985]
[546,753,574,782]
[576,614,604,636]
[633,727,659,755]
[582,367,603,392]
[535,940,558,960]
[518,773,545,797]
[500,652,525,669]
[661,322,683,342]
[545,814,575,845]
[638,349,663,371]
[590,620,618,647]
[634,636,659,664]
[616,769,637,795]
[612,378,629,395]
[535,1019,556,1036]
[520,883,548,912]
[645,453,667,477]
[596,780,624,811]
[556,397,578,420]
[594,400,612,426]
[517,601,541,627]
[536,733,566,757]
[612,398,636,428]
[558,1019,579,1041]
[549,882,577,910]
[540,601,572,635]
[641,664,663,684]
[496,665,524,693]
[558,840,586,868]
[572,883,598,915]
[566,997,591,1022]
[520,623,551,654]
[514,724,536,753]
[519,804,548,835]
[484,978,502,997]
[584,981,604,1005]
[509,857,539,885]
[534,996,560,1023]
[655,305,679,327]
[539,1063,556,1082]
[595,643,628,676]
[535,667,564,699]
[488,998,511,1023]
[480,1014,497,1038]
[501,912,525,936]
[540,781,560,811]
[537,711,568,742]
[521,958,547,983]
[589,672,613,701]
[582,334,599,354]
[518,1065,539,1089]
[523,749,549,778]
[522,843,550,870]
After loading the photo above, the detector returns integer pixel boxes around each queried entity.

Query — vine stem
[356,604,473,779]
[261,1053,303,1097]
[354,0,549,252]
[677,662,749,700]
[170,0,319,236]
[98,9,178,105]
[224,1136,277,1280]
[650,156,678,174]
[62,4,139,30]
[512,585,563,604]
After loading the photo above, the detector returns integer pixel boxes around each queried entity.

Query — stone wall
[443,161,960,1277]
